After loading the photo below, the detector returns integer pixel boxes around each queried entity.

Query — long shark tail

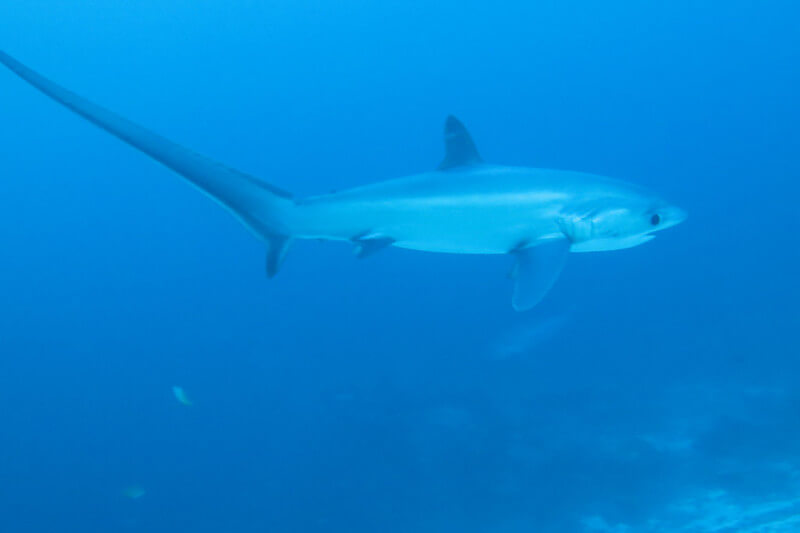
[0,51,297,277]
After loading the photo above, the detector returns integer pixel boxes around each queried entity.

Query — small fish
[172,386,192,406]
[123,485,146,499]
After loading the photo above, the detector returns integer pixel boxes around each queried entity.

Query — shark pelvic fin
[437,115,482,170]
[352,235,395,258]
[510,238,570,311]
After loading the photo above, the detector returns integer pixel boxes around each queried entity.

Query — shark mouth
[569,233,656,253]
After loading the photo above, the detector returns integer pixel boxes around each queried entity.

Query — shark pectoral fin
[352,235,395,258]
[511,239,570,311]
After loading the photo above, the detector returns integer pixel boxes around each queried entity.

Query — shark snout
[662,205,688,228]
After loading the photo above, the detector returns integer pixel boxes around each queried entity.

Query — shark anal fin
[511,239,570,311]
[437,115,482,170]
[352,235,395,258]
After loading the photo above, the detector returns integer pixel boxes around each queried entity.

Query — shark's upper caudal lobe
[0,51,686,310]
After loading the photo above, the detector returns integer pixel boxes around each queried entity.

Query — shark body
[0,51,686,310]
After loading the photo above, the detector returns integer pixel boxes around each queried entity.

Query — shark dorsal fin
[437,115,482,170]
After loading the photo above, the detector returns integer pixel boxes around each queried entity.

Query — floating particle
[123,485,146,499]
[172,386,192,406]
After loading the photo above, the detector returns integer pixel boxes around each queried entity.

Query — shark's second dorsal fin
[437,115,482,170]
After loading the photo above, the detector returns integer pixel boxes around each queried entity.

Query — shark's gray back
[307,165,649,205]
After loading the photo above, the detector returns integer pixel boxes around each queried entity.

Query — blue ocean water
[0,1,798,531]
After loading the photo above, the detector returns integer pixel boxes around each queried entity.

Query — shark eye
[650,213,661,226]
